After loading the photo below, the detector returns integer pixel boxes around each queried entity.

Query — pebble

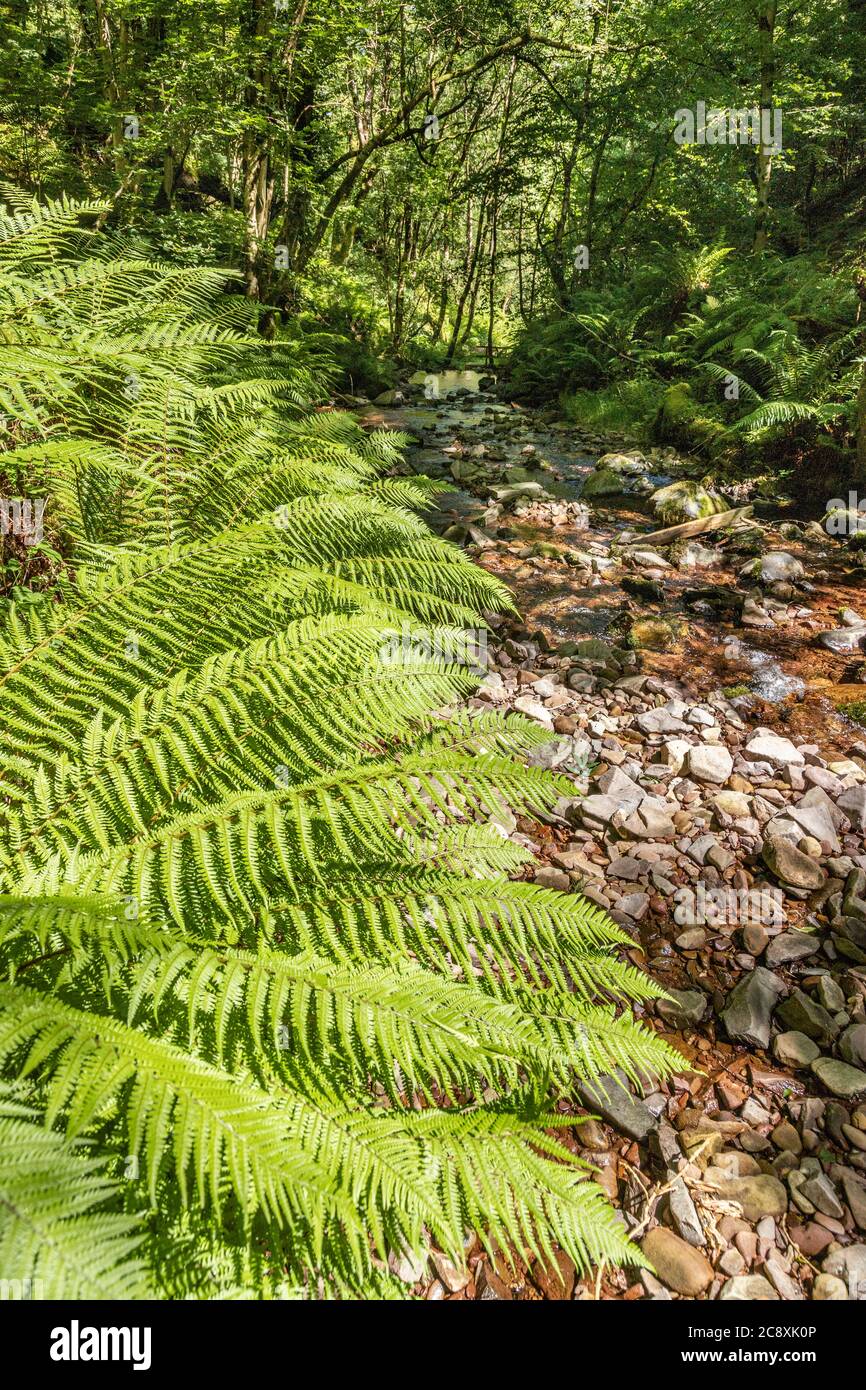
[640,1228,713,1296]
[719,1274,779,1300]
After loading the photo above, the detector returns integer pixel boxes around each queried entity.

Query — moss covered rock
[650,479,729,524]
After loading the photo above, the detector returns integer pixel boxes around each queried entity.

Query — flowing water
[363,376,866,747]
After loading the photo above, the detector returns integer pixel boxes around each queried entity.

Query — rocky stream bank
[360,375,866,1302]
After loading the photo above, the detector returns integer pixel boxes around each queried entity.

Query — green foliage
[0,201,681,1299]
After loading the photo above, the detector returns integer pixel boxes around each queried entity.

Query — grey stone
[575,1071,656,1142]
[719,1275,779,1300]
[840,1024,866,1068]
[744,730,805,767]
[773,1031,820,1068]
[765,932,820,967]
[815,975,846,1013]
[665,1178,706,1248]
[776,988,840,1046]
[800,1173,844,1220]
[741,552,804,585]
[656,988,708,1028]
[811,1057,866,1099]
[838,785,866,832]
[686,744,734,784]
[636,706,689,735]
[721,968,785,1048]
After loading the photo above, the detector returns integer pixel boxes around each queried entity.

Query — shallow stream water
[362,375,866,749]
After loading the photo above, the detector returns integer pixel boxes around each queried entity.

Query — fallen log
[620,504,754,549]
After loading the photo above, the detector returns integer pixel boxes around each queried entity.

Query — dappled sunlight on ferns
[0,196,681,1299]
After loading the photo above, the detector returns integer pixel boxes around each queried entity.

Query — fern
[0,198,681,1299]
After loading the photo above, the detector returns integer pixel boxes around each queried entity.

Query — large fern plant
[0,194,680,1299]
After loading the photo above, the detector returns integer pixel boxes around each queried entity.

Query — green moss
[723,683,751,698]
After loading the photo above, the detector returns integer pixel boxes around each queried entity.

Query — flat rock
[574,1071,656,1142]
[811,1057,866,1099]
[840,1023,866,1068]
[721,968,785,1048]
[762,838,826,889]
[838,785,866,831]
[686,744,734,784]
[744,729,805,767]
[773,1031,821,1068]
[636,707,689,735]
[705,1174,788,1222]
[656,988,708,1027]
[776,988,840,1046]
[765,931,820,967]
[719,1275,779,1300]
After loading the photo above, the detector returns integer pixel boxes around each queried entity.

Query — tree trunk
[753,1,778,253]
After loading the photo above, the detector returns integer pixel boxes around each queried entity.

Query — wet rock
[773,1031,821,1068]
[740,552,805,585]
[671,540,724,569]
[651,480,729,524]
[811,1057,866,1099]
[818,623,866,654]
[719,1274,779,1300]
[641,1228,713,1295]
[721,968,785,1048]
[629,617,680,652]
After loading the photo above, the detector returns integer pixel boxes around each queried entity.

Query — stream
[361,371,866,754]
[358,372,866,1301]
